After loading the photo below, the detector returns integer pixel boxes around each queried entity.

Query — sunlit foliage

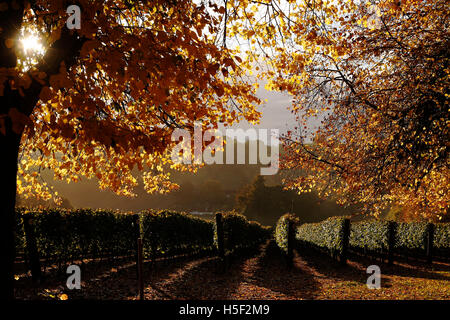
[0,0,261,203]
[227,0,449,220]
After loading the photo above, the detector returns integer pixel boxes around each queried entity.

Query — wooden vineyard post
[387,221,396,266]
[22,215,42,283]
[215,213,226,272]
[137,237,144,300]
[426,223,434,265]
[340,219,351,265]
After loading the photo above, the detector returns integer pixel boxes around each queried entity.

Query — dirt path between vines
[15,240,450,300]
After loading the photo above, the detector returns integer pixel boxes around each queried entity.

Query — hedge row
[349,220,391,251]
[275,213,300,254]
[16,208,138,266]
[15,209,272,271]
[350,220,450,259]
[395,222,430,254]
[295,216,349,258]
[140,210,215,259]
[292,215,449,262]
[214,212,272,255]
[434,224,450,256]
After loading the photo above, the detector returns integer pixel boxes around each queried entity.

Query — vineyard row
[15,208,272,280]
[276,214,450,265]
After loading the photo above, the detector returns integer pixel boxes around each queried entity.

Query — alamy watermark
[66,264,81,290]
[66,5,81,30]
[366,265,381,289]
[171,123,279,175]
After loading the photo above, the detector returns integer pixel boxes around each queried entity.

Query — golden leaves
[59,294,68,300]
[13,0,264,203]
[248,0,450,219]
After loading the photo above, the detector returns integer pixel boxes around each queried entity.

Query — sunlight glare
[21,34,45,55]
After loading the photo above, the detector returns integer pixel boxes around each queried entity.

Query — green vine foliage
[395,222,429,254]
[336,218,449,259]
[349,220,391,251]
[15,208,272,268]
[140,210,215,259]
[16,208,137,266]
[295,217,348,257]
[214,211,271,255]
[434,223,450,256]
[394,221,450,258]
[275,213,299,254]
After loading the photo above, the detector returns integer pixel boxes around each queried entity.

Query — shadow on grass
[250,240,321,299]
[347,252,450,282]
[15,253,219,300]
[294,245,394,289]
[14,255,137,299]
[151,248,261,299]
[74,255,222,300]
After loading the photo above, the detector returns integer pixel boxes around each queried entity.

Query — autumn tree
[0,0,261,299]
[227,0,449,220]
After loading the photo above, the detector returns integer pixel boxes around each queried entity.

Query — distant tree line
[235,176,353,226]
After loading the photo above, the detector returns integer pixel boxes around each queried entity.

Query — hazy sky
[230,81,297,134]
[234,77,327,143]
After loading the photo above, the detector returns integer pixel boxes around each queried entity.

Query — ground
[14,240,450,300]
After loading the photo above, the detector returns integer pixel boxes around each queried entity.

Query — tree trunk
[0,119,21,300]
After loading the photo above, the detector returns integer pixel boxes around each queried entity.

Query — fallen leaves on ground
[14,241,450,300]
